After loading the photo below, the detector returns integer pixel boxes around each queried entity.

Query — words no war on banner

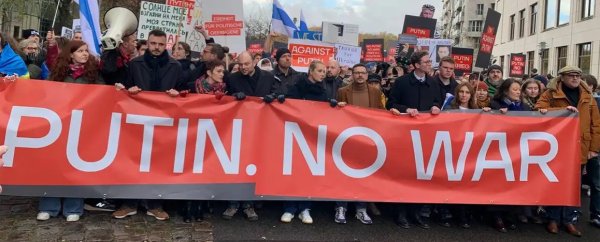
[0,80,582,206]
[510,53,527,77]
[288,39,335,72]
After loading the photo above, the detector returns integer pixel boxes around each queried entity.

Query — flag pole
[51,0,61,28]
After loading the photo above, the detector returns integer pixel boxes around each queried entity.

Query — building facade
[441,0,496,52]
[1,0,59,39]
[493,0,599,77]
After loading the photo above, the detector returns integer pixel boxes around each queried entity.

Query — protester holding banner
[100,33,137,85]
[521,79,544,111]
[387,51,442,117]
[273,48,304,95]
[323,60,343,100]
[484,65,504,97]
[194,59,227,95]
[435,56,458,100]
[185,43,226,91]
[490,78,530,113]
[227,51,280,99]
[337,64,385,111]
[38,40,103,222]
[475,81,491,108]
[536,66,600,237]
[113,30,185,221]
[0,32,29,78]
[448,83,479,110]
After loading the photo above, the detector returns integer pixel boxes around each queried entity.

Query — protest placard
[417,38,453,68]
[137,1,190,50]
[334,44,361,67]
[288,39,335,72]
[322,22,359,46]
[510,53,526,77]
[451,48,474,76]
[362,39,384,62]
[202,0,246,54]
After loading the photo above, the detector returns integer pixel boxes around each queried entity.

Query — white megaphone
[101,7,138,51]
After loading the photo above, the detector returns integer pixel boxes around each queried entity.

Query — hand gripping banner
[0,80,581,206]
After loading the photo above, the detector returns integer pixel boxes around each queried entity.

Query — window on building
[557,46,568,70]
[476,4,484,15]
[519,9,526,38]
[468,20,483,32]
[510,15,515,40]
[500,56,505,71]
[582,0,595,19]
[541,49,549,75]
[528,51,535,74]
[578,43,592,74]
[545,0,558,29]
[531,3,538,35]
[491,3,496,10]
[558,0,571,25]
[473,37,480,50]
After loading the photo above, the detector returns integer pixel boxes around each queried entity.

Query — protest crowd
[1,2,600,239]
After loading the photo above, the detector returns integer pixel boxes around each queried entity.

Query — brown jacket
[337,84,385,110]
[535,77,600,164]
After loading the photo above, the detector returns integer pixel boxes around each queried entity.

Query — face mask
[260,66,273,71]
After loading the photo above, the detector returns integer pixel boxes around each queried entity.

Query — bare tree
[244,4,270,42]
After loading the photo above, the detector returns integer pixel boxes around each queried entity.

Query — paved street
[2,195,600,241]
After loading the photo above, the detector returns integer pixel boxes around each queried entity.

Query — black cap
[275,48,291,61]
[488,64,502,73]
[367,74,382,83]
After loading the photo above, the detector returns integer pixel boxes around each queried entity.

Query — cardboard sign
[402,15,437,38]
[362,39,384,62]
[293,31,323,41]
[451,48,475,76]
[417,39,453,68]
[322,22,359,46]
[0,80,581,206]
[335,44,361,67]
[475,9,502,69]
[288,39,335,72]
[137,1,190,50]
[510,53,527,77]
[72,19,81,32]
[201,0,246,54]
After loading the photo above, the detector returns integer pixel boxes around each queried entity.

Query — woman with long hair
[38,41,102,223]
[49,40,102,84]
[490,78,530,113]
[449,82,479,110]
[521,78,544,111]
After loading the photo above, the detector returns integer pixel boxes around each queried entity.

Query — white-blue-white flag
[74,0,102,56]
[271,0,298,36]
[299,9,309,32]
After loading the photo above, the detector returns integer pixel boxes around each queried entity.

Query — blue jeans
[284,201,311,214]
[336,202,367,210]
[587,157,600,219]
[228,201,253,209]
[38,197,84,217]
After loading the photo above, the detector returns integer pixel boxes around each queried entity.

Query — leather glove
[233,92,246,101]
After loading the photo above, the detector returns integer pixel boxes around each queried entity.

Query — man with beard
[484,65,504,96]
[272,48,303,95]
[323,59,343,99]
[112,30,183,221]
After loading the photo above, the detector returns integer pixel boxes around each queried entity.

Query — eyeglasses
[566,74,581,78]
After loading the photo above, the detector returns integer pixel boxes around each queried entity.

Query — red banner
[0,80,581,205]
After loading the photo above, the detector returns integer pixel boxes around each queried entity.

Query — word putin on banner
[0,80,581,206]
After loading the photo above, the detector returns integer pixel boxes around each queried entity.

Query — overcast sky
[243,0,443,34]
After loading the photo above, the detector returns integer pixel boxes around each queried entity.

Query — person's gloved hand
[263,94,275,103]
[233,92,246,101]
[277,94,286,103]
[329,99,338,108]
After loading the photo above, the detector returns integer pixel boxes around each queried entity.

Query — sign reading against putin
[288,39,335,73]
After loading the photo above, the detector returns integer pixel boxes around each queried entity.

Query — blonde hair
[308,60,325,75]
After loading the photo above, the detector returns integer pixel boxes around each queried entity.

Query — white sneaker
[335,206,347,224]
[66,214,80,222]
[299,209,313,224]
[36,212,50,221]
[356,209,373,225]
[280,212,294,223]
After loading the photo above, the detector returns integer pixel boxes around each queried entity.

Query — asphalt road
[210,196,600,242]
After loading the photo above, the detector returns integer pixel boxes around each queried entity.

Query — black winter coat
[226,66,280,97]
[323,76,343,100]
[125,51,183,92]
[434,75,459,100]
[100,49,129,85]
[386,72,442,112]
[286,76,328,102]
[272,65,304,95]
[490,98,532,111]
